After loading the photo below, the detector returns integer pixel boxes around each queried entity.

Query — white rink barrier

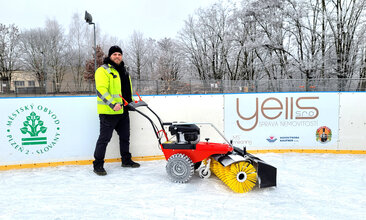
[0,92,365,170]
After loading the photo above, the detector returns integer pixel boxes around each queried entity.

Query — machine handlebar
[126,100,148,111]
[119,93,168,143]
[119,92,147,111]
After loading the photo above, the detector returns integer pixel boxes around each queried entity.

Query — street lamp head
[85,10,97,72]
[85,11,94,24]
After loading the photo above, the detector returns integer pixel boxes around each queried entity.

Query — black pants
[93,113,130,168]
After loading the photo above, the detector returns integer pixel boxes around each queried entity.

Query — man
[93,45,140,176]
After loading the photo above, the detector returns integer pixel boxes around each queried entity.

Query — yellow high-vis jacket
[95,64,133,114]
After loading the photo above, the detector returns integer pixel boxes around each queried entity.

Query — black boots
[93,153,139,176]
[93,165,107,176]
[93,160,107,176]
[122,152,140,168]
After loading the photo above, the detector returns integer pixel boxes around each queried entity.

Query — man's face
[110,52,122,65]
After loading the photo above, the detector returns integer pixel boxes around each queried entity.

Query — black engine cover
[169,124,200,135]
[169,124,200,144]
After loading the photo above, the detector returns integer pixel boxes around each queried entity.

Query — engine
[168,124,200,144]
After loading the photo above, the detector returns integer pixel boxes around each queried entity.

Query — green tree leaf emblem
[20,127,28,134]
[20,112,48,137]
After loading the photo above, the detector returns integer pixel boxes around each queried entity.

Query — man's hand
[113,103,122,111]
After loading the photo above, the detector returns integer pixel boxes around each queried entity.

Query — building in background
[0,71,39,94]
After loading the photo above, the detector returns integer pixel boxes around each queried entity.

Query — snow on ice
[0,153,365,220]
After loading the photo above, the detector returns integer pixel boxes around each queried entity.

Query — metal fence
[1,78,366,97]
[134,78,366,94]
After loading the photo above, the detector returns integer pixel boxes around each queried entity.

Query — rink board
[0,95,224,166]
[0,92,365,168]
[338,92,366,150]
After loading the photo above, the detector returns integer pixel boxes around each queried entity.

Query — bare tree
[249,0,292,80]
[68,13,89,91]
[324,0,366,90]
[45,19,69,93]
[19,28,48,90]
[179,16,210,80]
[178,3,233,81]
[198,3,233,80]
[231,4,262,81]
[320,0,327,78]
[358,44,366,90]
[0,23,20,87]
[144,38,158,80]
[7,0,366,95]
[156,38,182,81]
[126,31,148,80]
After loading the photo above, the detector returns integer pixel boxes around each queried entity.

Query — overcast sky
[0,0,221,41]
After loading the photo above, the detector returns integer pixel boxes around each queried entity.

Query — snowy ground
[1,153,366,220]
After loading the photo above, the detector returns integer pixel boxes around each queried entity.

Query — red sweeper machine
[121,94,277,193]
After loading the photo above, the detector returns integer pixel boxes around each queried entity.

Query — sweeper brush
[210,159,257,193]
[122,93,277,193]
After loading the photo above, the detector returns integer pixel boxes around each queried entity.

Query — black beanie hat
[108,45,123,57]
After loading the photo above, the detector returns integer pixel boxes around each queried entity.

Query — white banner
[338,92,366,150]
[0,95,225,166]
[0,97,99,165]
[224,93,339,150]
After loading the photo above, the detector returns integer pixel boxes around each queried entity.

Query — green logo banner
[6,104,61,155]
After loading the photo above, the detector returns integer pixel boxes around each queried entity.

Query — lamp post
[85,11,97,72]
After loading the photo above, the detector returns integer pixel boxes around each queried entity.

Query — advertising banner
[224,93,339,150]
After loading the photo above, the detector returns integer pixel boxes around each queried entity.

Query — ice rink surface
[1,153,366,220]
